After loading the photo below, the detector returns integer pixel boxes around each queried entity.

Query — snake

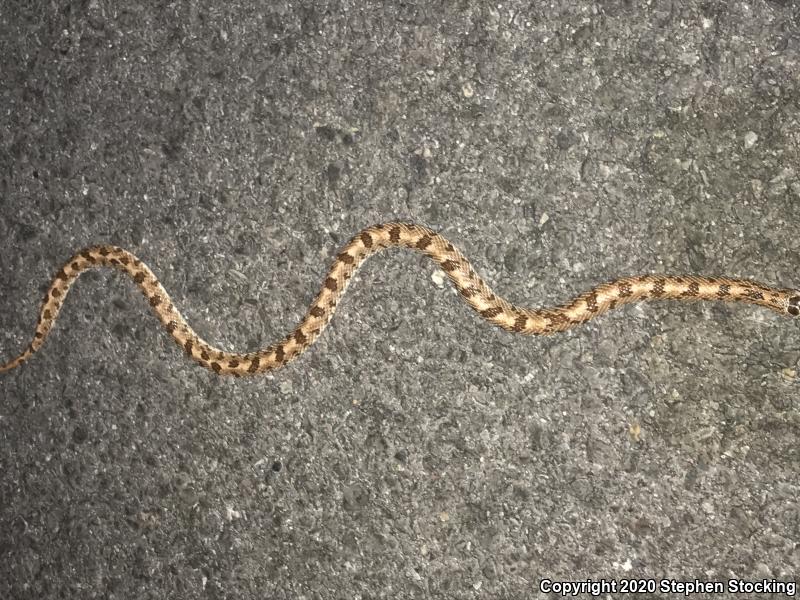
[2,222,799,376]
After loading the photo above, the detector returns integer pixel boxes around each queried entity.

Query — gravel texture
[1,2,799,598]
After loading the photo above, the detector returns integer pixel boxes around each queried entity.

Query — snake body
[2,222,799,376]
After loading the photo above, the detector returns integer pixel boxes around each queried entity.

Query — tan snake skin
[2,223,799,376]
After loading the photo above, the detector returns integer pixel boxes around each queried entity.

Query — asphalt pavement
[1,2,799,598]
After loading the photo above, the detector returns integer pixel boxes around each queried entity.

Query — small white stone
[539,212,549,227]
[615,558,632,571]
[744,131,758,149]
[431,270,445,287]
[462,82,474,98]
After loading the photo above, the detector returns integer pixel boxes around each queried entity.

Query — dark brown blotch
[788,296,800,316]
[184,339,194,355]
[717,284,731,298]
[56,269,69,281]
[275,345,286,363]
[248,356,261,373]
[294,330,308,345]
[360,231,373,248]
[325,277,338,291]
[416,235,433,250]
[80,250,97,263]
[681,282,700,297]
[165,321,176,333]
[201,350,210,361]
[338,252,355,265]
[441,259,460,272]
[43,309,52,320]
[618,282,633,297]
[149,295,162,307]
[228,359,240,369]
[210,362,222,373]
[389,226,401,243]
[512,314,528,332]
[651,280,666,297]
[480,307,504,319]
[545,311,569,327]
[744,289,764,301]
[458,286,478,299]
[309,306,325,318]
[133,272,146,284]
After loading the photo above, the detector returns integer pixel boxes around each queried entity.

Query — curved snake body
[2,223,799,376]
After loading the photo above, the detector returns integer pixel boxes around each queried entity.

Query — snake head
[788,295,800,316]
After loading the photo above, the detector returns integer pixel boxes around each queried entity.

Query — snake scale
[2,222,799,376]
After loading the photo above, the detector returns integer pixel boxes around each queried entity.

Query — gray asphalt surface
[1,2,799,598]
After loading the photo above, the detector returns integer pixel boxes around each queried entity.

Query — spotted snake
[2,223,799,376]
